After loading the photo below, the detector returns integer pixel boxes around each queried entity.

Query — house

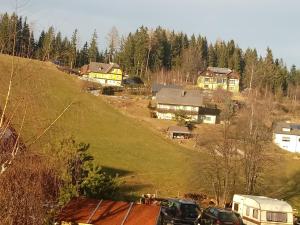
[155,88,219,124]
[273,122,300,153]
[56,197,161,225]
[197,67,240,93]
[80,62,123,86]
[232,194,293,225]
[167,126,192,139]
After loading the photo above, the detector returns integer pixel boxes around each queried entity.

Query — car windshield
[219,212,237,221]
[181,204,199,217]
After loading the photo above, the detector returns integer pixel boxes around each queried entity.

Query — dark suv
[161,199,200,225]
[198,207,240,225]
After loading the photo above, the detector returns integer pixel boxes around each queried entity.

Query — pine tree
[70,29,78,68]
[208,44,217,67]
[89,30,98,63]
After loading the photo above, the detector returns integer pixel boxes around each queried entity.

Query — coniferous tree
[88,30,98,63]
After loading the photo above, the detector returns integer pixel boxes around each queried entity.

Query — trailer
[232,194,293,225]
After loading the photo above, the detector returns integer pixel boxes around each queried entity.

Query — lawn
[0,54,208,197]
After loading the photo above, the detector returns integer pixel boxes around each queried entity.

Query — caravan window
[246,207,250,216]
[253,209,258,219]
[233,203,239,212]
[266,212,287,222]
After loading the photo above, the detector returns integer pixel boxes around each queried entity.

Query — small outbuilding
[167,126,192,139]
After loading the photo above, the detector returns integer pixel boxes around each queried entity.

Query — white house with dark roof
[273,122,300,153]
[155,88,219,124]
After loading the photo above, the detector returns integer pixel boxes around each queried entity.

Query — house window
[266,212,287,223]
[246,207,250,216]
[204,85,209,88]
[229,79,235,85]
[204,78,210,83]
[217,78,223,84]
[253,209,258,219]
[282,136,290,142]
[233,203,239,212]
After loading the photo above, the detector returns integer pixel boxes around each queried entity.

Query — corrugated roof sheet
[156,88,204,107]
[56,197,161,225]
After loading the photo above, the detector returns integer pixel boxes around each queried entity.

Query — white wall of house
[273,133,300,153]
[157,104,199,112]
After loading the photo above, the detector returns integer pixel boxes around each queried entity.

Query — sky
[1,0,300,67]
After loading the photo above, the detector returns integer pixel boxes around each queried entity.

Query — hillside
[0,54,208,197]
[1,54,300,210]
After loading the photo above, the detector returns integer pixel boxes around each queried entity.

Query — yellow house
[81,62,123,86]
[197,67,240,93]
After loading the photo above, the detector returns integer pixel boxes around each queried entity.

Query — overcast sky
[1,0,299,67]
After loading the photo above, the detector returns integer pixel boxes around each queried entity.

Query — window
[217,78,223,84]
[246,207,250,216]
[204,85,209,88]
[253,209,258,219]
[229,79,235,85]
[233,203,239,212]
[204,78,210,83]
[266,212,287,222]
[282,136,290,142]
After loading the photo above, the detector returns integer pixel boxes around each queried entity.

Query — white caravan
[232,195,293,225]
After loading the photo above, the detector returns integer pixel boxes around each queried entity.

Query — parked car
[198,207,240,225]
[161,198,200,225]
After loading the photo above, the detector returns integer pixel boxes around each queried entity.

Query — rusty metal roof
[56,197,161,225]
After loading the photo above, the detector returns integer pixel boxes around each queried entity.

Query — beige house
[155,88,219,124]
[197,67,240,93]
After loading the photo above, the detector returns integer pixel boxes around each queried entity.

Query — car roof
[168,198,197,205]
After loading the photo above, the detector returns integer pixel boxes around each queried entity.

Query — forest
[1,12,300,96]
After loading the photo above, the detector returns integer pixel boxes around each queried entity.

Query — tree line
[1,12,300,96]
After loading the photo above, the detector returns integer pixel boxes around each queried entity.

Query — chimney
[181,90,186,97]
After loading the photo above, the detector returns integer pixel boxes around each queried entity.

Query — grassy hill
[0,54,300,210]
[0,54,208,197]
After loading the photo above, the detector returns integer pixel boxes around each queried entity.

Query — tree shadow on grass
[101,166,153,202]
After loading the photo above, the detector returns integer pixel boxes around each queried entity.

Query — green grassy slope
[0,54,207,197]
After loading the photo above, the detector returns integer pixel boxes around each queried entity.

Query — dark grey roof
[151,83,182,94]
[167,126,192,134]
[207,67,232,74]
[88,62,120,73]
[156,88,204,107]
[273,122,300,135]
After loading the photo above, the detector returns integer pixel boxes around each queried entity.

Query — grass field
[0,54,299,210]
[0,54,209,198]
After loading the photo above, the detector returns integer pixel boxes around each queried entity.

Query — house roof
[207,67,232,74]
[86,62,120,74]
[167,126,192,134]
[56,197,161,225]
[156,88,204,107]
[199,67,240,79]
[151,83,182,94]
[273,122,300,136]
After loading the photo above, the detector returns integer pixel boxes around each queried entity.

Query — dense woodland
[1,12,300,96]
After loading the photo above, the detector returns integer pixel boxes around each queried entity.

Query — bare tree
[107,26,120,63]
